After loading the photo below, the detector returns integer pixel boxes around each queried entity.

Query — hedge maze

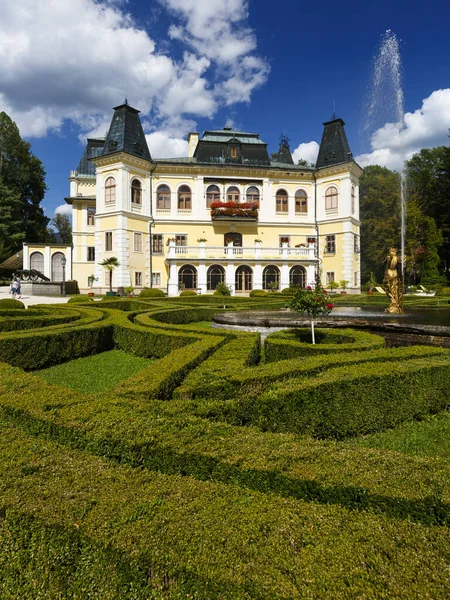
[0,296,449,599]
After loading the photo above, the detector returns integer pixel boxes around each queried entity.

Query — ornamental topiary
[213,283,232,296]
[67,295,93,303]
[0,298,25,309]
[179,290,197,296]
[138,288,166,298]
[249,289,267,297]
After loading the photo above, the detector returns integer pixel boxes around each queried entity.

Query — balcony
[210,201,258,222]
[166,241,316,262]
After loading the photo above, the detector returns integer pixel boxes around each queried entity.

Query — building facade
[24,103,363,296]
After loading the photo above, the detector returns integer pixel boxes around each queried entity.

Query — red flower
[327,303,334,309]
[307,286,312,290]
[323,289,327,294]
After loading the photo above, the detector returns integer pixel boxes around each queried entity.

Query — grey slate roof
[101,102,151,161]
[194,127,271,166]
[76,138,105,176]
[273,135,294,165]
[316,118,353,168]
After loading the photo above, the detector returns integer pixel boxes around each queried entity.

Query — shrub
[67,295,93,304]
[0,298,25,309]
[281,287,295,295]
[249,289,267,297]
[179,290,197,296]
[138,288,165,298]
[213,282,232,296]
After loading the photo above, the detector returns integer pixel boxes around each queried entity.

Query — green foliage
[138,287,165,298]
[0,298,25,309]
[99,256,120,292]
[249,289,267,297]
[0,112,49,260]
[213,282,232,296]
[179,290,197,296]
[289,285,333,318]
[51,213,72,244]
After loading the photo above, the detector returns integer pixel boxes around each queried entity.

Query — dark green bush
[0,298,25,309]
[213,282,231,296]
[249,289,267,297]
[138,288,165,298]
[280,287,295,295]
[179,290,197,296]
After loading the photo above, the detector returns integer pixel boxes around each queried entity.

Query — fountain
[363,30,407,284]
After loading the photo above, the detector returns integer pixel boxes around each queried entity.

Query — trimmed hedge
[198,356,450,438]
[138,288,166,298]
[0,298,25,309]
[264,328,385,362]
[179,290,198,296]
[67,295,94,304]
[0,308,81,332]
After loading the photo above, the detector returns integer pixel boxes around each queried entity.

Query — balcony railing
[166,241,316,261]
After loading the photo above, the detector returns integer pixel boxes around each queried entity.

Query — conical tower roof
[273,134,294,164]
[101,101,151,161]
[316,118,352,168]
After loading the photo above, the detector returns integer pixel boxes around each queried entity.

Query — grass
[349,410,450,458]
[34,349,153,393]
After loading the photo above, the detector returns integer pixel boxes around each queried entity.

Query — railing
[166,242,316,261]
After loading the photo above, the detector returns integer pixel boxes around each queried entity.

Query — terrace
[166,240,317,261]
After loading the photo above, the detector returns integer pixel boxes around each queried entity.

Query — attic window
[231,147,237,159]
[108,140,118,151]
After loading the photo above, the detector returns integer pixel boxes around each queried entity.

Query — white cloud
[145,132,188,158]
[54,204,73,217]
[355,88,450,170]
[0,0,269,147]
[292,141,319,165]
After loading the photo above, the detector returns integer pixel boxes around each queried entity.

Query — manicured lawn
[349,410,450,458]
[34,349,153,393]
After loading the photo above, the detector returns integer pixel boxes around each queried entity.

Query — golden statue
[384,247,403,313]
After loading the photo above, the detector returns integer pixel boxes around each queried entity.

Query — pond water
[332,306,450,327]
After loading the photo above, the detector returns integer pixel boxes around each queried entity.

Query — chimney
[188,132,199,158]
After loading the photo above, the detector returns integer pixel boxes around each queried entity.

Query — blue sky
[1,0,449,220]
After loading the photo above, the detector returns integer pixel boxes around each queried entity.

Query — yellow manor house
[24,102,363,296]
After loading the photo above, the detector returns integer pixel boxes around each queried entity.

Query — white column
[168,262,178,296]
[198,263,207,294]
[254,263,263,290]
[281,264,289,290]
[23,245,29,270]
[44,246,51,279]
[226,263,235,295]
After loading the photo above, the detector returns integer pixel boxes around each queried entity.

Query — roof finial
[124,98,128,106]
[332,99,336,120]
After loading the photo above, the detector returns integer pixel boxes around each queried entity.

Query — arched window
[276,189,288,213]
[290,266,307,288]
[30,251,44,273]
[207,265,225,291]
[230,147,237,159]
[51,252,65,281]
[206,184,220,208]
[351,186,355,214]
[105,177,116,204]
[263,266,280,291]
[131,179,142,205]
[235,265,253,292]
[246,186,260,205]
[178,185,192,210]
[295,189,307,213]
[178,264,197,290]
[325,186,338,210]
[157,185,171,210]
[227,186,240,202]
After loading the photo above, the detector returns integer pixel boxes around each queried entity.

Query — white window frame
[135,271,143,287]
[134,232,143,253]
[152,272,161,287]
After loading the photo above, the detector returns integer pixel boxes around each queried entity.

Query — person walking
[15,275,22,299]
[11,278,18,299]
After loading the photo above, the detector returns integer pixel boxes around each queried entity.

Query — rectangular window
[354,271,358,287]
[326,272,335,284]
[279,236,290,247]
[307,237,317,244]
[152,234,163,254]
[87,247,95,262]
[134,232,143,253]
[276,197,288,212]
[105,232,112,252]
[135,272,143,287]
[354,234,360,254]
[295,197,307,213]
[325,235,336,254]
[87,207,95,226]
[152,272,161,287]
[175,235,187,247]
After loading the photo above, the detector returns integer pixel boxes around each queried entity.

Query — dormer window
[231,147,237,159]
[131,179,142,205]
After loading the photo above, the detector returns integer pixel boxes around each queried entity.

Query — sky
[1,0,450,220]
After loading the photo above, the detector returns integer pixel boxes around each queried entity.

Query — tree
[0,112,49,261]
[405,146,450,279]
[99,257,120,292]
[51,214,72,244]
[289,278,333,344]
